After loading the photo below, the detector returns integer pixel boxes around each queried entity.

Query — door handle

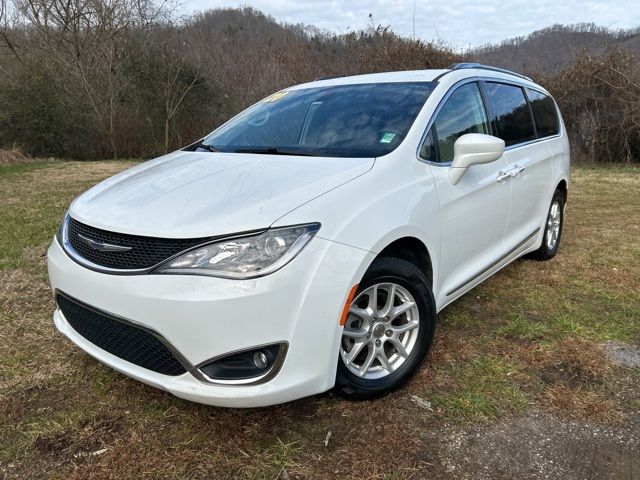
[496,171,510,182]
[511,165,526,177]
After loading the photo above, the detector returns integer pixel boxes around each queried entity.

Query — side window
[419,128,437,162]
[420,82,489,163]
[526,89,560,137]
[484,82,536,147]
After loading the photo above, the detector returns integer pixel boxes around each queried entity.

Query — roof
[286,64,542,93]
[288,69,449,90]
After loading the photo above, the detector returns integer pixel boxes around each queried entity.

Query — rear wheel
[335,257,436,400]
[529,189,564,261]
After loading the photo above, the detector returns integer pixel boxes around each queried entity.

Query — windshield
[199,82,436,158]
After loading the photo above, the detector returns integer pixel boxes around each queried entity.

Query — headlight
[155,223,320,279]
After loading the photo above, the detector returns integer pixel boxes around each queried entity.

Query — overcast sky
[181,0,640,48]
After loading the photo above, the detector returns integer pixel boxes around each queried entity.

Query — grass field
[1,161,639,479]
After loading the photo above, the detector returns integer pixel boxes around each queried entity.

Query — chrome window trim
[416,76,562,167]
[55,289,288,387]
[504,134,562,151]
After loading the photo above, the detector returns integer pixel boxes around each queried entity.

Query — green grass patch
[242,438,304,479]
[497,315,550,340]
[0,161,136,271]
[426,356,530,423]
[0,161,57,175]
[441,307,482,328]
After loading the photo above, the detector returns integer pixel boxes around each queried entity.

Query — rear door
[482,82,554,250]
[419,81,511,306]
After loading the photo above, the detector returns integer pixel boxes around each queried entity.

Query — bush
[543,49,640,164]
[344,26,464,74]
[0,147,32,165]
[0,63,98,158]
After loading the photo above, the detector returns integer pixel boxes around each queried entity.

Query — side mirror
[449,134,505,185]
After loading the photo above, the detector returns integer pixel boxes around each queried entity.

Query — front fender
[273,149,441,295]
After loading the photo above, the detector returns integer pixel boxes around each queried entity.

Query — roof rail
[448,63,533,82]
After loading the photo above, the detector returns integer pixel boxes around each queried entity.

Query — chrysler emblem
[77,234,132,252]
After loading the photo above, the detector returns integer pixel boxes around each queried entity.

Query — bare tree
[183,7,315,114]
[0,0,17,63]
[12,0,174,158]
[154,36,204,152]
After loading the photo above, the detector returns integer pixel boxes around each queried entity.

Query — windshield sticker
[379,132,397,144]
[262,91,290,103]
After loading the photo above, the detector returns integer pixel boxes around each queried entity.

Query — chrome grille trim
[60,214,219,275]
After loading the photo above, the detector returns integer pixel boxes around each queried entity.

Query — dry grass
[542,385,623,424]
[0,148,34,166]
[0,161,639,479]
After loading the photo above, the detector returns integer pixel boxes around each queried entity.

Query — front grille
[56,293,187,376]
[65,216,213,270]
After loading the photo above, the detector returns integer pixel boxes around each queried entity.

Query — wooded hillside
[0,3,638,163]
[472,24,640,75]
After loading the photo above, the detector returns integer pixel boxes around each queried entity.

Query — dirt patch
[33,412,127,456]
[433,411,640,480]
[0,383,68,423]
[537,338,613,388]
[602,342,640,368]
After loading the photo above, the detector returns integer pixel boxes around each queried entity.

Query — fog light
[253,351,268,369]
[198,344,284,382]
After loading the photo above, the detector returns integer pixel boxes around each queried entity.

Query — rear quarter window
[526,89,560,137]
[484,82,536,147]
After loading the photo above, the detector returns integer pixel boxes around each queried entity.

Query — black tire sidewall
[335,257,436,399]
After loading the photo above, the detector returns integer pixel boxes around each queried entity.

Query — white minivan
[48,63,569,407]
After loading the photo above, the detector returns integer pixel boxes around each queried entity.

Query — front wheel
[528,189,565,261]
[335,257,436,400]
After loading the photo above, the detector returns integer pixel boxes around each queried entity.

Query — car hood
[69,151,374,238]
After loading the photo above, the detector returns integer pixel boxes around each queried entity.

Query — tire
[335,257,436,400]
[528,189,565,261]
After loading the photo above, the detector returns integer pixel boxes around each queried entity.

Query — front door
[482,82,554,251]
[419,81,511,307]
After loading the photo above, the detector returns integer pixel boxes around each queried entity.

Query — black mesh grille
[57,294,187,376]
[65,216,213,270]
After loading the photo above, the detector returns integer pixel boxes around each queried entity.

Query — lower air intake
[56,293,186,376]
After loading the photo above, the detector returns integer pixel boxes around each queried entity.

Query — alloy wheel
[546,200,562,250]
[340,282,420,379]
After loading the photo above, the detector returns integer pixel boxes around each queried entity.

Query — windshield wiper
[196,143,221,153]
[233,147,315,156]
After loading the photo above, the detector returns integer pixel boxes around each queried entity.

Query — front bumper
[48,236,373,407]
